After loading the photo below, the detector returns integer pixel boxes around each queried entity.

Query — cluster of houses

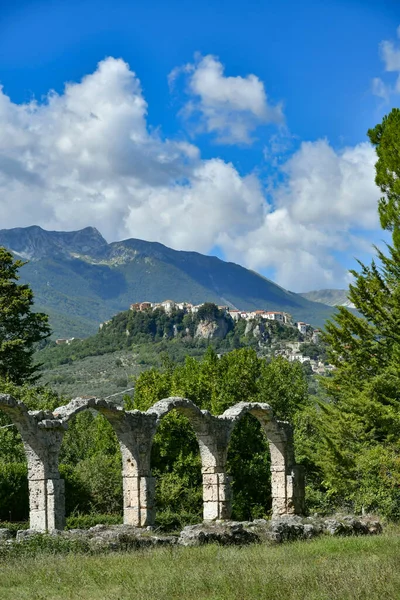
[128,300,333,371]
[274,335,334,375]
[59,299,332,373]
[129,299,322,339]
[129,299,309,329]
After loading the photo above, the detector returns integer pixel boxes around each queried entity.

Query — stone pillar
[202,472,232,520]
[270,466,289,516]
[103,409,158,527]
[123,475,156,526]
[24,426,65,532]
[28,478,65,531]
[198,419,233,521]
[286,465,305,514]
[269,420,304,517]
[0,396,66,532]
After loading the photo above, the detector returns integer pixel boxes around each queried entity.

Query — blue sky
[0,0,399,291]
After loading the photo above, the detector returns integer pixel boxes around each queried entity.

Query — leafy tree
[304,109,400,519]
[258,356,309,421]
[368,108,400,238]
[128,348,309,523]
[0,248,50,383]
[59,412,122,516]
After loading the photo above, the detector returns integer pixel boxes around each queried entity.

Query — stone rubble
[0,515,382,552]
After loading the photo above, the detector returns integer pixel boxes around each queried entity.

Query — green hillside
[35,304,305,398]
[0,226,337,337]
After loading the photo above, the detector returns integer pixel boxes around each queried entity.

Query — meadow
[0,528,399,600]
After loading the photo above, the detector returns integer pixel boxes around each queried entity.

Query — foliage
[65,513,122,529]
[368,108,400,238]
[128,347,309,521]
[0,247,50,383]
[299,342,327,362]
[0,462,28,521]
[299,109,400,520]
[59,412,122,516]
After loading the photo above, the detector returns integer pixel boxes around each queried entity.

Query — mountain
[0,225,337,337]
[299,289,355,308]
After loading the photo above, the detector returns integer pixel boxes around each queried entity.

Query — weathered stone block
[203,484,219,503]
[123,476,140,508]
[124,506,141,526]
[29,480,46,512]
[203,502,220,521]
[139,476,155,507]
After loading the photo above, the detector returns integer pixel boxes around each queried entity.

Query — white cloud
[219,140,379,290]
[372,26,400,99]
[380,25,400,71]
[0,57,380,291]
[171,54,284,144]
[371,76,390,100]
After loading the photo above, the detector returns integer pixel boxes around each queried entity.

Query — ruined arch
[0,395,304,531]
[54,397,155,527]
[0,394,66,531]
[222,402,304,516]
[145,397,214,525]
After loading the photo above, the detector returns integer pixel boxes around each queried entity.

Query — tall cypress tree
[323,108,400,404]
[0,247,50,384]
[310,109,400,517]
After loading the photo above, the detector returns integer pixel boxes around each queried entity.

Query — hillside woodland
[34,303,323,398]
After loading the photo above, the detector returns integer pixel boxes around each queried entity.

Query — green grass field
[1,529,399,600]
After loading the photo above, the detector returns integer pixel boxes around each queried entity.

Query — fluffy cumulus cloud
[221,140,379,290]
[0,57,380,290]
[372,25,400,99]
[170,54,284,144]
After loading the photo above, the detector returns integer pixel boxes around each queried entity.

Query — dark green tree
[368,108,400,238]
[0,248,50,384]
[307,109,400,518]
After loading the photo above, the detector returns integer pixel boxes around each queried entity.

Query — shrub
[0,462,29,521]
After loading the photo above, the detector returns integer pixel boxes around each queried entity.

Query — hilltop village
[127,299,331,375]
[54,299,333,376]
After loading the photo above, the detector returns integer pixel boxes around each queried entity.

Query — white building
[191,304,203,314]
[288,353,310,364]
[312,329,321,344]
[161,300,176,314]
[229,310,241,321]
[297,322,307,335]
[264,311,285,322]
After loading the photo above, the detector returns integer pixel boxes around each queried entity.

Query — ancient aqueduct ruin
[0,394,305,531]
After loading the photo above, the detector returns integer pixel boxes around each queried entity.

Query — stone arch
[0,395,305,531]
[221,402,304,516]
[54,397,153,527]
[0,394,66,531]
[145,397,213,525]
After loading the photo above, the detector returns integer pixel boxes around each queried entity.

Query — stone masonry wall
[0,394,305,531]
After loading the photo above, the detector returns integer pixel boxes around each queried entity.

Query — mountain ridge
[0,226,338,337]
[300,289,355,308]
